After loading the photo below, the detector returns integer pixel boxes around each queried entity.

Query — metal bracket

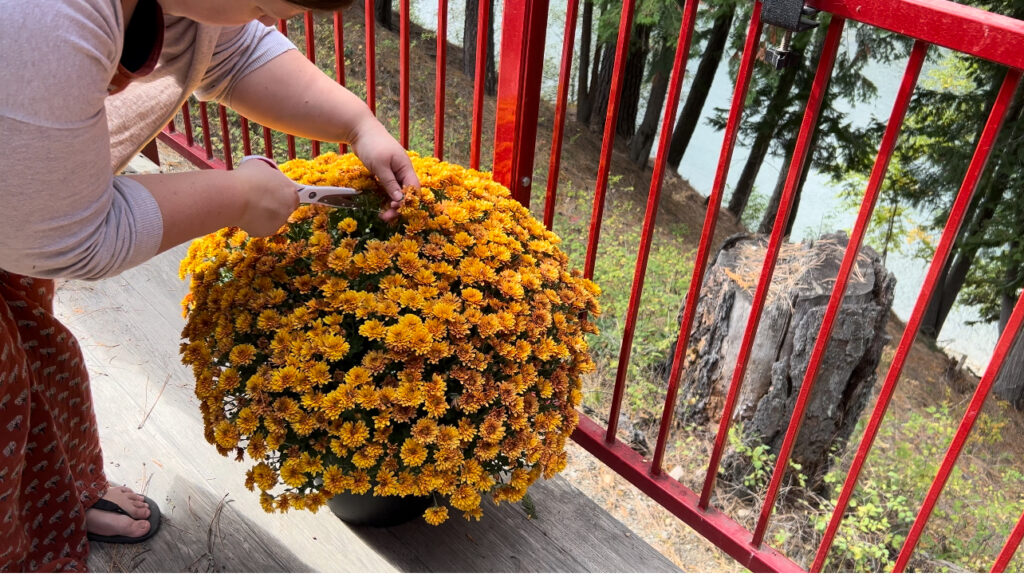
[762,0,819,32]
[762,0,820,69]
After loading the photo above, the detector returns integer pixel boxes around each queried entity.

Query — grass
[169,6,1024,572]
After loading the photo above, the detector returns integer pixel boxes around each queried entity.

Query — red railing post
[994,508,1024,572]
[542,0,580,229]
[400,0,410,149]
[582,0,636,282]
[492,0,550,206]
[435,0,448,160]
[470,0,491,170]
[364,0,376,114]
[304,12,321,157]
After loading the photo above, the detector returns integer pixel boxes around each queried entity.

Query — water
[672,40,998,371]
[405,1,999,371]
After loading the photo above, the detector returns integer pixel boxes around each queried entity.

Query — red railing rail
[156,0,1024,571]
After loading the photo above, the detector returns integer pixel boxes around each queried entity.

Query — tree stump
[669,233,896,489]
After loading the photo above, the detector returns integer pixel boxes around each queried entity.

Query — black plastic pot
[327,492,432,527]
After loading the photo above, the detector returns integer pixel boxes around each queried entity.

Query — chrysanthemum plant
[179,153,600,524]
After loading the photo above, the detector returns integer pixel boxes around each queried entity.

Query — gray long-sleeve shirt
[0,0,294,280]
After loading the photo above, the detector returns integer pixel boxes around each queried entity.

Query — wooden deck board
[59,207,678,572]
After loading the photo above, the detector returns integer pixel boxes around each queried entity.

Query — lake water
[406,1,1000,371]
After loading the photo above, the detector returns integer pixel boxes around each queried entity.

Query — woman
[0,0,419,570]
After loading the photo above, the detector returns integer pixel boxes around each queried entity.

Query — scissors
[241,155,363,208]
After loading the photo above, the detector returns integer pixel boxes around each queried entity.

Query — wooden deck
[59,157,680,573]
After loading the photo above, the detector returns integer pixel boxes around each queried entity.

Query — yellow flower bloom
[411,418,438,444]
[351,447,380,470]
[280,458,307,488]
[181,152,600,526]
[400,438,428,467]
[345,366,372,387]
[322,465,348,494]
[316,333,350,361]
[338,217,358,233]
[359,319,388,340]
[349,471,372,494]
[213,420,239,449]
[424,506,449,526]
[450,485,482,512]
[436,425,460,449]
[235,407,259,434]
[229,344,257,367]
[251,463,278,492]
[354,386,382,410]
[338,420,370,448]
[269,366,303,392]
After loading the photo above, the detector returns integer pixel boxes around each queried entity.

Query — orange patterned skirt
[0,271,108,572]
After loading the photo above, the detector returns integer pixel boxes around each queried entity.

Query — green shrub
[807,402,1020,572]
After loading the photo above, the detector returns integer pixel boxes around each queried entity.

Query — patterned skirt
[0,271,108,572]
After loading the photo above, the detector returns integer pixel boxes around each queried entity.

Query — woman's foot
[85,486,152,539]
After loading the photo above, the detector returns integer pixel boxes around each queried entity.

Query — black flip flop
[87,495,162,544]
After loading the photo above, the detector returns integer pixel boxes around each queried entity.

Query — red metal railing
[156,0,1024,571]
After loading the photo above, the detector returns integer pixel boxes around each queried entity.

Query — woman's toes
[130,501,151,519]
[124,519,151,538]
[110,486,143,502]
[86,509,151,538]
[103,486,151,519]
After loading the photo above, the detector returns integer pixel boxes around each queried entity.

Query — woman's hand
[233,157,299,236]
[349,117,421,221]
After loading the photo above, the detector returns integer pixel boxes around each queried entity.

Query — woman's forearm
[223,49,418,207]
[127,159,299,252]
[226,49,377,144]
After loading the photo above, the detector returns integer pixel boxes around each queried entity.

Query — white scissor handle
[241,155,361,208]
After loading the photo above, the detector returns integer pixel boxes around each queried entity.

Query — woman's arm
[124,159,299,253]
[224,49,420,204]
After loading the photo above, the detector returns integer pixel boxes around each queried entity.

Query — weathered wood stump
[669,233,896,489]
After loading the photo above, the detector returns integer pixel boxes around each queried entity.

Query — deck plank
[59,232,678,572]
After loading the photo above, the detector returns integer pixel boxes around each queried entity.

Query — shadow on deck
[65,160,679,572]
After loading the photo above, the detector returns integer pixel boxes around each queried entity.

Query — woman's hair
[290,0,356,9]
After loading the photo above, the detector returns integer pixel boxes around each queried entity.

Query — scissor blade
[312,194,361,207]
[297,185,362,207]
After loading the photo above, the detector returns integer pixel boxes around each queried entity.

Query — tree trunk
[666,8,734,170]
[919,177,1004,338]
[727,64,800,219]
[785,138,817,237]
[629,48,671,167]
[758,133,796,235]
[374,0,393,30]
[581,37,606,126]
[920,82,1023,338]
[463,0,497,95]
[920,251,972,340]
[755,95,825,236]
[615,24,651,141]
[755,23,833,236]
[589,42,615,133]
[576,0,595,124]
[670,233,896,489]
[994,259,1024,408]
[993,334,1024,409]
